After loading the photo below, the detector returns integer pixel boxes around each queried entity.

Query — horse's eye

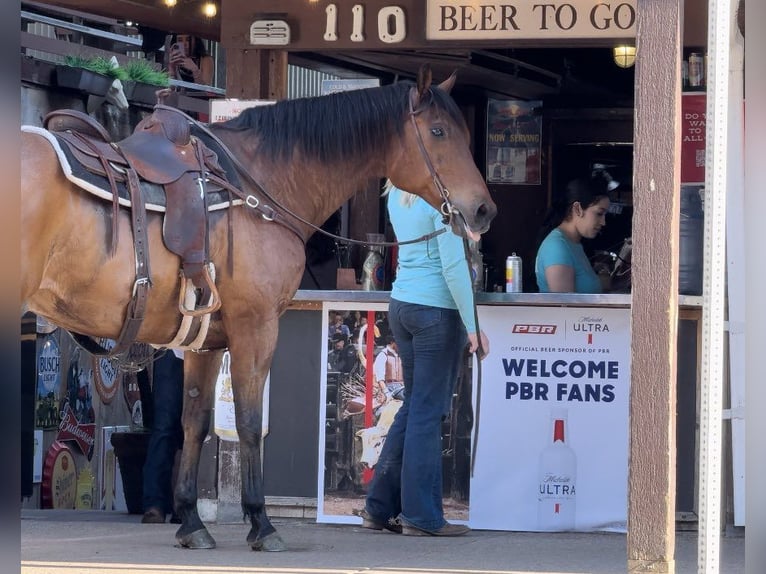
[430,127,445,137]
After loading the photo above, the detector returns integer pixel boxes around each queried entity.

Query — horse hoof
[177,528,216,549]
[250,532,286,552]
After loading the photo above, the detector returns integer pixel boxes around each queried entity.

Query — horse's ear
[437,72,457,95]
[416,64,433,100]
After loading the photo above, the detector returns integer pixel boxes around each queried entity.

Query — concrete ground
[20,509,745,574]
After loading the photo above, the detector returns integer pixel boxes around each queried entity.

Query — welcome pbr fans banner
[469,306,631,532]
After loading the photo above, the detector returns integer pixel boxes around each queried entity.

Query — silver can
[505,253,523,293]
[688,52,704,87]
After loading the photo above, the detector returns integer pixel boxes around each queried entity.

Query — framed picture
[486,99,542,185]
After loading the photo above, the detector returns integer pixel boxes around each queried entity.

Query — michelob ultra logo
[512,324,557,334]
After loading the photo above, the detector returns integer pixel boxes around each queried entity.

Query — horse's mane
[212,80,465,164]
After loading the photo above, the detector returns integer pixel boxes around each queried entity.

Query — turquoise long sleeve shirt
[387,187,477,333]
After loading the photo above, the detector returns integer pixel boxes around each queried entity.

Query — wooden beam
[34,0,221,41]
[628,1,682,573]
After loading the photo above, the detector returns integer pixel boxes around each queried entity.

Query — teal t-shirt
[387,187,476,333]
[535,228,602,293]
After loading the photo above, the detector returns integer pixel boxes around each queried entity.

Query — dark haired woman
[167,33,213,86]
[535,177,610,293]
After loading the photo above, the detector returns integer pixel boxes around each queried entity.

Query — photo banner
[316,302,470,525]
[469,305,631,532]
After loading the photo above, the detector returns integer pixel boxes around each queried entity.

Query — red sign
[57,402,96,460]
[681,93,706,183]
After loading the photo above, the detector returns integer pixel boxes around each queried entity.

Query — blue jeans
[365,299,467,531]
[142,352,184,514]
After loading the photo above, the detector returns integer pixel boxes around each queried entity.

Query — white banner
[470,306,631,532]
[209,99,274,123]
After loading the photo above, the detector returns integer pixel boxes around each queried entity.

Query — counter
[267,289,702,527]
[292,289,704,309]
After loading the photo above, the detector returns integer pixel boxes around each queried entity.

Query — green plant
[124,60,170,87]
[62,55,128,81]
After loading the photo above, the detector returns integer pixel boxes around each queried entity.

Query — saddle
[44,107,232,355]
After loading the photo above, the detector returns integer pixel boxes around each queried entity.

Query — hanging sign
[224,1,635,51]
[426,0,636,40]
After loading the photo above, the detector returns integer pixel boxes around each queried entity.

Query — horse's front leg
[174,349,223,549]
[229,331,286,552]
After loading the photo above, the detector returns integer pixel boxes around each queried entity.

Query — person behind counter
[535,177,610,293]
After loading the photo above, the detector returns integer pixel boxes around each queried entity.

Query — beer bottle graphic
[537,408,577,530]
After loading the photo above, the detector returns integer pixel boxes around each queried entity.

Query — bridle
[406,87,458,229]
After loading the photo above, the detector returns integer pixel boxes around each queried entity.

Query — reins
[453,213,484,478]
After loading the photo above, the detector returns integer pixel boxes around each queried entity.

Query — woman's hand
[169,47,200,80]
[468,330,490,360]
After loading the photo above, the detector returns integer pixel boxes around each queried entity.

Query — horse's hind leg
[229,334,286,552]
[174,349,223,549]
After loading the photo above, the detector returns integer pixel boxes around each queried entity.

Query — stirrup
[178,263,221,317]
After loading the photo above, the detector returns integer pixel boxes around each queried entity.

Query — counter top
[291,290,704,309]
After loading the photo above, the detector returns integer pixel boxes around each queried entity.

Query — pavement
[20,509,745,574]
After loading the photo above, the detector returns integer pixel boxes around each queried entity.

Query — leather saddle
[43,106,227,318]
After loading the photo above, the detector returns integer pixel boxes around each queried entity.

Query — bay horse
[20,67,496,551]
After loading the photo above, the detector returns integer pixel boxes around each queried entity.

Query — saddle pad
[21,126,243,213]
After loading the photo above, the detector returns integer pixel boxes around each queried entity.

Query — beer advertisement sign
[470,305,630,532]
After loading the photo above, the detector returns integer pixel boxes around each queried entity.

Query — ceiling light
[202,2,218,18]
[613,45,636,68]
[163,0,177,7]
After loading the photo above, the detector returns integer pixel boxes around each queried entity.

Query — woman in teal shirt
[535,177,611,293]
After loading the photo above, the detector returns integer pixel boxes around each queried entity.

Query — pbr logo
[512,324,557,334]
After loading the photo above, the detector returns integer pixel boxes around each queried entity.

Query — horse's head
[388,65,496,239]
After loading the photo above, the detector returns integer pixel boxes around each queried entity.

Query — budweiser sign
[57,402,96,460]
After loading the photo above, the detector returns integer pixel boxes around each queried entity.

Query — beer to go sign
[232,0,636,51]
[426,0,636,40]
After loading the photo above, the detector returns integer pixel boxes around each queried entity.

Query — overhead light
[613,45,636,68]
[202,2,218,18]
[163,0,177,7]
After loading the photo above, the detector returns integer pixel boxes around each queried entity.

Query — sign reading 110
[324,4,407,43]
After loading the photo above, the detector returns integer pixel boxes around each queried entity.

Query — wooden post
[225,48,288,101]
[628,1,682,572]
[217,47,288,522]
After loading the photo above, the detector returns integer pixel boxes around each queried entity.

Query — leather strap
[107,167,152,357]
[70,166,152,359]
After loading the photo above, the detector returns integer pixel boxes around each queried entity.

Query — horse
[20,66,496,551]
